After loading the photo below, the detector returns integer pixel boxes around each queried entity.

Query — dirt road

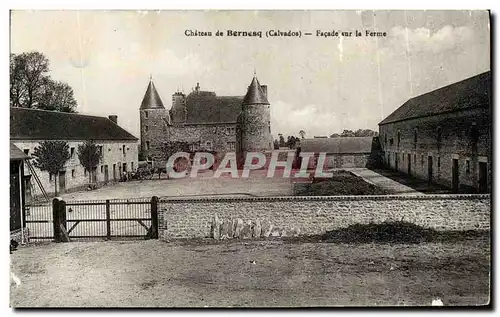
[10,238,490,307]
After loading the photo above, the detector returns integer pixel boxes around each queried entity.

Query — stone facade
[15,140,139,198]
[158,195,490,239]
[379,101,491,193]
[139,77,272,166]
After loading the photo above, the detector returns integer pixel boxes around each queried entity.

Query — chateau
[139,75,273,166]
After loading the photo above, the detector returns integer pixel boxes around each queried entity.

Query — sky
[10,10,490,139]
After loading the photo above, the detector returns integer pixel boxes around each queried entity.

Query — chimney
[261,85,267,98]
[109,115,118,125]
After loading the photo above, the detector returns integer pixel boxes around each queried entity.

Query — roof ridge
[10,107,109,119]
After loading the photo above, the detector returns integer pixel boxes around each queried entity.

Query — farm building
[300,137,380,169]
[10,108,139,198]
[10,143,28,243]
[378,71,491,193]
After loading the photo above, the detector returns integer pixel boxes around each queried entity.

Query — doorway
[58,171,66,193]
[407,153,411,176]
[452,159,459,193]
[104,165,109,183]
[427,156,433,183]
[113,164,116,181]
[478,162,487,193]
[395,153,398,171]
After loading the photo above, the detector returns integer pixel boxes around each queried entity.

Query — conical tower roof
[140,79,165,109]
[242,76,269,106]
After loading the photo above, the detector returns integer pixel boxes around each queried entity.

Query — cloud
[389,25,474,54]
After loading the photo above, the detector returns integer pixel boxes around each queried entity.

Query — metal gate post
[106,199,111,240]
[150,196,159,239]
[52,198,61,242]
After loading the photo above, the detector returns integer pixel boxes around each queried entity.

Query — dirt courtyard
[10,238,490,307]
[59,170,294,201]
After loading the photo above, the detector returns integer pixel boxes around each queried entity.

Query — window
[145,126,149,132]
[101,165,104,173]
[385,134,387,145]
[146,141,150,150]
[397,130,401,147]
[70,147,75,158]
[98,146,103,157]
[23,149,29,155]
[131,162,134,171]
[206,141,212,149]
[122,145,126,154]
[466,160,470,174]
[414,154,416,165]
[421,155,424,166]
[145,111,149,118]
[49,173,53,181]
[437,157,441,168]
[84,169,87,177]
[72,169,75,178]
[227,141,236,151]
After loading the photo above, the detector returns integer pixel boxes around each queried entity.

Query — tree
[286,136,300,149]
[354,129,378,137]
[38,79,77,112]
[299,130,306,139]
[330,133,341,138]
[273,139,279,150]
[340,129,355,137]
[159,141,191,174]
[31,141,70,196]
[77,140,102,184]
[278,134,285,147]
[10,51,77,112]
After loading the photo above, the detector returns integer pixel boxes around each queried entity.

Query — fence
[25,197,159,242]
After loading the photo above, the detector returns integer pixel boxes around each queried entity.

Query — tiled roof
[10,142,28,160]
[140,80,165,110]
[379,71,491,125]
[300,137,374,154]
[185,91,243,124]
[10,108,138,141]
[242,77,269,106]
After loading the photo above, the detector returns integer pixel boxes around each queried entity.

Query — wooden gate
[26,197,159,242]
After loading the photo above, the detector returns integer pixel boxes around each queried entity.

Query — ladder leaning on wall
[25,159,49,204]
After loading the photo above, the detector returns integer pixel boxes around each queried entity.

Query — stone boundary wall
[158,194,490,239]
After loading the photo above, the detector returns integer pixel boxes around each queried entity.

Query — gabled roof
[10,142,28,160]
[242,77,269,106]
[140,80,165,110]
[379,71,491,125]
[10,108,138,141]
[185,91,243,124]
[300,137,374,154]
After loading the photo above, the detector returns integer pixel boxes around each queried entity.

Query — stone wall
[140,108,169,160]
[167,123,237,154]
[379,107,491,192]
[158,194,490,239]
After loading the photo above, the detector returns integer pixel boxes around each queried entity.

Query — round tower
[139,78,169,162]
[236,76,272,168]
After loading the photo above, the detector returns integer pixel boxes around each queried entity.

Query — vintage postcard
[9,10,491,308]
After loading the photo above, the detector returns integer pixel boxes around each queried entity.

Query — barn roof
[379,71,491,125]
[10,108,138,141]
[10,142,28,160]
[185,91,243,124]
[300,137,374,154]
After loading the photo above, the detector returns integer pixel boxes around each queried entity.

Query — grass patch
[294,170,388,196]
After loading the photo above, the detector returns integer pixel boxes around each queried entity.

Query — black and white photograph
[7,9,491,308]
